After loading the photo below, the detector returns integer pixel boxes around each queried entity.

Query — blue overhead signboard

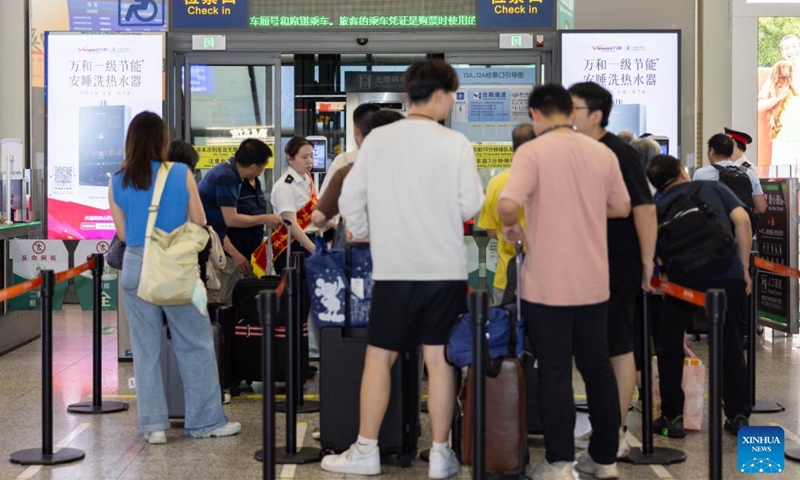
[477,0,555,28]
[172,0,249,28]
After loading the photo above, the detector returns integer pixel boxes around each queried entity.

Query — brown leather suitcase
[460,357,527,475]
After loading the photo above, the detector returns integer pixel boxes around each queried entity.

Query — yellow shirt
[477,170,525,291]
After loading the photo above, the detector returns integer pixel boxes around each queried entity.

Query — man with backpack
[693,133,766,216]
[646,154,752,437]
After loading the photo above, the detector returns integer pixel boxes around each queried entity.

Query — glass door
[180,54,281,193]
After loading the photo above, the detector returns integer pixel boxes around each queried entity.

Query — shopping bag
[651,343,705,430]
[681,344,705,431]
[304,236,347,328]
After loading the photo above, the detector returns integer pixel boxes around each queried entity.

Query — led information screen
[46,32,165,240]
[246,0,476,28]
[560,31,681,156]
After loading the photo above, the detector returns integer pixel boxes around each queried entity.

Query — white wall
[731,0,800,170]
[574,0,697,163]
[702,0,733,166]
[0,0,27,145]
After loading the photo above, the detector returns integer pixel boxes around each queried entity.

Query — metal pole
[285,267,297,456]
[256,291,277,479]
[271,266,321,464]
[68,255,127,414]
[42,271,53,456]
[92,254,103,407]
[470,291,487,480]
[10,271,85,465]
[641,292,653,456]
[706,289,726,480]
[622,292,686,465]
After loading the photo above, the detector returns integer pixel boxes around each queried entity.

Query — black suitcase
[319,327,421,467]
[231,276,310,392]
[161,321,225,419]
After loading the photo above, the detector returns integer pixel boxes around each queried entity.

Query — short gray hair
[631,137,662,168]
[616,130,637,144]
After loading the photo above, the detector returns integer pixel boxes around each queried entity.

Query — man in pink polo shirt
[498,84,631,480]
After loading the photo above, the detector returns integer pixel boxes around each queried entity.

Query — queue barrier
[7,259,98,466]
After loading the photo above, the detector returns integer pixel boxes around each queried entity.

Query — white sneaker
[320,442,381,475]
[195,422,241,438]
[144,430,167,444]
[428,447,459,479]
[617,429,630,459]
[575,429,592,449]
[526,460,574,480]
[575,451,619,479]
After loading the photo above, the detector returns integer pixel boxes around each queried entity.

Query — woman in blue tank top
[109,112,240,444]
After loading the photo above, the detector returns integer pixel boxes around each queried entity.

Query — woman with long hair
[109,111,239,444]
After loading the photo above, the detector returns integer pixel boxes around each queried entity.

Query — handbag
[304,236,373,329]
[446,246,524,368]
[137,162,210,306]
[106,233,126,270]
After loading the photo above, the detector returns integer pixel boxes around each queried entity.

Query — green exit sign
[192,35,227,51]
[499,33,534,49]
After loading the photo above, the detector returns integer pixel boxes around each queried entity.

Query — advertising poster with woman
[758,17,800,166]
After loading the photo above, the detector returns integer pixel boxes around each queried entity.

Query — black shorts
[607,282,640,357]
[367,280,468,353]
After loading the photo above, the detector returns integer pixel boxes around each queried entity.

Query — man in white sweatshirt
[321,59,484,478]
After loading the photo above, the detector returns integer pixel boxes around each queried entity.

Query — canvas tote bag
[138,162,209,306]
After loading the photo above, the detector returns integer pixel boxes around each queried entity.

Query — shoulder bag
[138,162,210,306]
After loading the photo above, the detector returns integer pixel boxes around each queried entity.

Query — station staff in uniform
[725,127,757,174]
[269,136,318,274]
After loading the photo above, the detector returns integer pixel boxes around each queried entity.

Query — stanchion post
[706,289,725,480]
[470,291,487,480]
[622,291,686,465]
[9,270,85,465]
[254,291,277,478]
[747,253,784,413]
[68,255,128,415]
[271,267,321,465]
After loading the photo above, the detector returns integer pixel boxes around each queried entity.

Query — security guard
[269,136,318,274]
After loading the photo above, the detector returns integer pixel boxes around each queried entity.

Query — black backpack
[712,164,754,211]
[656,182,737,283]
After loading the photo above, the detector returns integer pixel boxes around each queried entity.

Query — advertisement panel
[560,31,681,156]
[9,240,70,311]
[757,17,800,166]
[46,32,165,240]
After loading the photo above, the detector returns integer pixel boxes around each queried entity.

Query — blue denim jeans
[121,246,227,437]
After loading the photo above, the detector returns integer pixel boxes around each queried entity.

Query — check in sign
[173,0,248,28]
[477,0,555,29]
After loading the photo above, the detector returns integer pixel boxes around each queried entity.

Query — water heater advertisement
[46,32,164,239]
[757,17,800,167]
[560,31,680,156]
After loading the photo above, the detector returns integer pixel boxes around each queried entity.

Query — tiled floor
[1,305,800,479]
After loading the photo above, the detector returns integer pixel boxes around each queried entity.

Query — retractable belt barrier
[753,256,800,278]
[0,258,95,303]
[649,277,705,307]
